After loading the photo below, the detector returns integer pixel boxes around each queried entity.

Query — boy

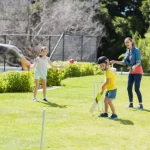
[98,56,118,119]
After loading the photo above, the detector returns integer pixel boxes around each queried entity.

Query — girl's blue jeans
[127,74,142,103]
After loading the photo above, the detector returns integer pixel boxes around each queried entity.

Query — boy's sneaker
[126,103,133,108]
[33,98,37,102]
[109,114,118,119]
[98,113,108,117]
[137,104,143,110]
[43,98,49,102]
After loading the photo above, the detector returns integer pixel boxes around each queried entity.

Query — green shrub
[63,64,81,78]
[78,62,94,76]
[93,64,101,75]
[61,62,103,78]
[142,58,150,73]
[88,63,103,75]
[0,74,5,93]
[1,71,34,92]
[0,73,8,93]
[46,68,63,86]
[0,68,63,93]
[0,62,103,93]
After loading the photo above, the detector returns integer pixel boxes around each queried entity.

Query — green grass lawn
[0,75,150,150]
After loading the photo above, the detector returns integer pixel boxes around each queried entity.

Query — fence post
[4,35,7,44]
[4,55,6,72]
[62,34,65,61]
[48,36,51,57]
[95,36,100,62]
[81,35,83,62]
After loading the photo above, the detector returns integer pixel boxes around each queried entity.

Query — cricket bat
[89,93,102,114]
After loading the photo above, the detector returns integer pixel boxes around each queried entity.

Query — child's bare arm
[48,60,63,69]
[33,58,38,68]
[100,78,110,95]
[110,60,123,65]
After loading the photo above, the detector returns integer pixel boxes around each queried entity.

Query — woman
[33,47,63,102]
[110,37,143,109]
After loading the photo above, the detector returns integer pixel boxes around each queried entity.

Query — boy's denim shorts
[105,89,117,99]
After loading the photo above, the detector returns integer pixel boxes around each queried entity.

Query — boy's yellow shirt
[105,68,116,90]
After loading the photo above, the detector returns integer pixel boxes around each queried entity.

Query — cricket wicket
[94,81,104,112]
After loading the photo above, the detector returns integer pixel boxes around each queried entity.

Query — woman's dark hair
[124,37,135,46]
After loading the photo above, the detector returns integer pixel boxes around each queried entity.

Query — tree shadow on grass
[37,101,67,108]
[113,118,134,125]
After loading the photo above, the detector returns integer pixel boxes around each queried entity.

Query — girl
[33,47,63,102]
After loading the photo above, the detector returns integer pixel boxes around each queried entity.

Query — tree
[30,0,104,36]
[135,28,150,72]
[140,0,150,25]
[0,0,28,34]
[0,0,105,60]
[95,0,149,61]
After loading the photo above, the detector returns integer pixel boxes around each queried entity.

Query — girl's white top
[34,56,50,79]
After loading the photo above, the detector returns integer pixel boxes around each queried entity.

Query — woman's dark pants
[127,74,142,103]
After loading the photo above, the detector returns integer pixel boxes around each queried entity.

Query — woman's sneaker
[126,103,133,108]
[98,113,108,117]
[137,104,143,110]
[43,98,49,102]
[109,114,118,119]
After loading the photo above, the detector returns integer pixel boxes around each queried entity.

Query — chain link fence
[0,33,99,63]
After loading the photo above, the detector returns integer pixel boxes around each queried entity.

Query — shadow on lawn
[141,109,150,112]
[114,119,134,125]
[38,101,67,108]
[132,108,150,112]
